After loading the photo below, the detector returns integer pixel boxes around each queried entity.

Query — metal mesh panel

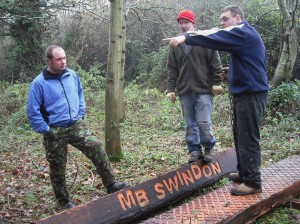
[142,156,300,224]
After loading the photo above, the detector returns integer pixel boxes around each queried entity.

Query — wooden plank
[38,148,237,224]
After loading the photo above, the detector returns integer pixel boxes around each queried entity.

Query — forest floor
[0,84,299,223]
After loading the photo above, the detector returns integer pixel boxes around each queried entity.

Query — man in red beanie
[166,10,223,164]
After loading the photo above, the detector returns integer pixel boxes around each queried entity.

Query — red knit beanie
[177,10,196,24]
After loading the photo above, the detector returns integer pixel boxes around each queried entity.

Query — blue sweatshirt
[184,21,269,95]
[26,68,85,133]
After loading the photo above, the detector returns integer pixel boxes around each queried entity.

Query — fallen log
[38,148,237,224]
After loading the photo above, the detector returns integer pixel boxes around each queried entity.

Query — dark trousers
[233,91,268,188]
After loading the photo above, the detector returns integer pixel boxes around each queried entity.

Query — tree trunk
[105,0,124,159]
[119,5,126,122]
[272,0,298,87]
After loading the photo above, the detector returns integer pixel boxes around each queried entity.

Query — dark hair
[221,6,244,20]
[45,45,63,59]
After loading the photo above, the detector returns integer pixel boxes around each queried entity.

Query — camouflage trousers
[43,119,116,204]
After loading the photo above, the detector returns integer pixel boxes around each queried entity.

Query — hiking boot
[188,150,203,163]
[203,148,213,162]
[59,202,76,210]
[230,183,262,196]
[228,172,243,182]
[107,181,130,194]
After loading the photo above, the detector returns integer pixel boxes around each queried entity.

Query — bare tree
[272,0,298,86]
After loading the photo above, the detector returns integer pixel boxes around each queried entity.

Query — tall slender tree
[105,0,125,158]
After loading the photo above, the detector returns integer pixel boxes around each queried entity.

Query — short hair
[221,6,244,20]
[45,45,63,59]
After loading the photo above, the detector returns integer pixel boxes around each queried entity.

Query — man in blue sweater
[164,6,269,195]
[27,45,129,209]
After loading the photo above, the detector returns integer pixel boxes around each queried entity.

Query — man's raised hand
[162,35,186,47]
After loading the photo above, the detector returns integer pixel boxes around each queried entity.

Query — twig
[31,160,39,170]
[69,158,79,191]
[7,193,10,210]
[81,163,95,187]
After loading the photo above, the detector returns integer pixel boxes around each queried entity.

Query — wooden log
[38,148,237,224]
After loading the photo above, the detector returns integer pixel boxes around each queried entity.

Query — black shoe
[107,182,130,194]
[59,202,76,210]
[203,149,213,162]
[188,151,203,163]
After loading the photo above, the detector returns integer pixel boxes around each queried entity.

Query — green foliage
[76,63,106,110]
[0,82,30,132]
[255,207,300,224]
[267,80,300,118]
[77,63,106,91]
[135,45,169,89]
[244,0,281,78]
[0,0,58,83]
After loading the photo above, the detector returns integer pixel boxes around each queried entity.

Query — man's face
[178,18,194,33]
[219,10,240,28]
[47,48,66,74]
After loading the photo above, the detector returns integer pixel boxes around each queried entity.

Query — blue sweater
[184,21,269,95]
[26,68,85,133]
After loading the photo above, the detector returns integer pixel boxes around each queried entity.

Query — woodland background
[0,0,299,223]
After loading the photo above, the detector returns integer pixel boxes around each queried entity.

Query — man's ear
[46,58,51,65]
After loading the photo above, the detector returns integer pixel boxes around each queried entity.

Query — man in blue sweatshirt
[164,6,269,195]
[27,45,129,209]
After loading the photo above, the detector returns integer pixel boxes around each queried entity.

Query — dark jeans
[233,91,268,189]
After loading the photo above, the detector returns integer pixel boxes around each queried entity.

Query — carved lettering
[181,169,195,186]
[191,164,202,180]
[177,171,184,186]
[154,182,166,199]
[118,161,225,211]
[203,164,212,177]
[118,190,137,210]
[211,161,222,175]
[163,176,179,194]
[135,189,149,207]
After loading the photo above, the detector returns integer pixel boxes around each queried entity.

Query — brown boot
[228,172,243,182]
[230,183,262,196]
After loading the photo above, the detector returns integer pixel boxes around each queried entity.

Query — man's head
[45,45,66,74]
[177,10,196,33]
[220,6,244,28]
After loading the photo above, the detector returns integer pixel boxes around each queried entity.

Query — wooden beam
[291,199,300,210]
[37,148,237,224]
